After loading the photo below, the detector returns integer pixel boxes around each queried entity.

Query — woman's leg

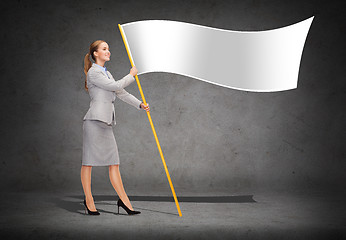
[81,165,97,211]
[109,164,134,210]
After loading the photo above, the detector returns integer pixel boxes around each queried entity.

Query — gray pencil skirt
[82,120,120,166]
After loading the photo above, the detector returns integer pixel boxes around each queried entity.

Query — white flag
[119,17,314,92]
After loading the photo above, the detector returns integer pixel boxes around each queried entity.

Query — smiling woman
[81,40,150,216]
[93,42,111,65]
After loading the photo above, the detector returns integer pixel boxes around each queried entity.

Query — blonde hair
[83,40,106,92]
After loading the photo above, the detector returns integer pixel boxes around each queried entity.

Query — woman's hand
[130,66,138,77]
[140,102,150,112]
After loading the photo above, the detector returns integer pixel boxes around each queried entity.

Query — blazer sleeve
[88,69,135,91]
[115,88,142,110]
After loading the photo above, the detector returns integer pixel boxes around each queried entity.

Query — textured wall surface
[0,0,345,195]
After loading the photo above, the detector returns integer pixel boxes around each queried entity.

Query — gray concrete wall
[1,0,345,194]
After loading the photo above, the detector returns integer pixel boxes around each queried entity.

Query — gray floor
[1,189,345,239]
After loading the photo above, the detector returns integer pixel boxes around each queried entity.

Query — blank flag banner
[119,17,314,92]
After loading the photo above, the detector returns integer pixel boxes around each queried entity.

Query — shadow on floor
[89,195,257,203]
[46,195,256,216]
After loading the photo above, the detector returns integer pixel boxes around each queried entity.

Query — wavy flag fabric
[119,17,314,92]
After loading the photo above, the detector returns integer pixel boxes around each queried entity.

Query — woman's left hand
[140,102,150,112]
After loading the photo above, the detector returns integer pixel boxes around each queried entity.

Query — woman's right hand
[140,102,150,112]
[130,66,138,77]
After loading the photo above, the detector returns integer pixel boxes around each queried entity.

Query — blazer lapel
[92,63,109,78]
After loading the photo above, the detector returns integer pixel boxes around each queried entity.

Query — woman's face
[94,42,111,62]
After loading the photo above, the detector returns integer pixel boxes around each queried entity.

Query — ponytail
[84,53,92,92]
[83,40,106,92]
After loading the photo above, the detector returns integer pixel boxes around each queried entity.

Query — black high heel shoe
[83,199,100,215]
[117,198,141,215]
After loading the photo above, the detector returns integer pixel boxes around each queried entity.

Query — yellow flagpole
[118,24,182,217]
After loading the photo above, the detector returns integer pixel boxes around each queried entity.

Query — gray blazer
[83,63,142,125]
